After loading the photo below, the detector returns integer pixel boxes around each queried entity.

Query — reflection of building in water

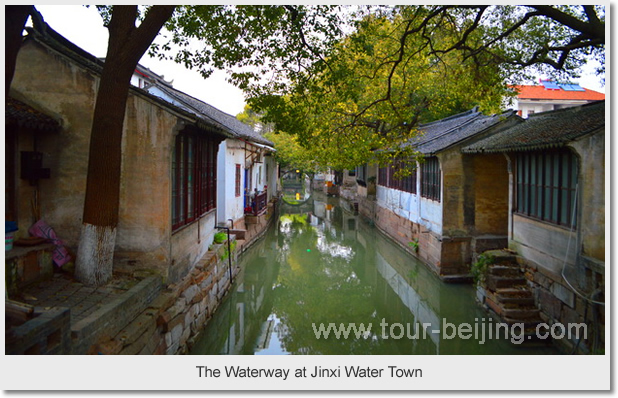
[190,236,280,354]
[375,253,440,351]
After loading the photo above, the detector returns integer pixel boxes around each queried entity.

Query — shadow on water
[190,191,558,355]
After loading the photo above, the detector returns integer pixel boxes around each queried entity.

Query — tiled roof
[405,107,518,154]
[6,97,60,132]
[151,83,273,147]
[514,85,605,101]
[462,100,605,154]
[25,15,259,143]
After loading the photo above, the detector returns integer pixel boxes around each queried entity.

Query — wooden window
[421,156,440,202]
[235,164,241,197]
[515,149,578,227]
[378,159,416,194]
[356,164,367,186]
[172,129,218,231]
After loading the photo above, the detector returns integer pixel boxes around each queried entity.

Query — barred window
[378,159,416,194]
[421,156,440,202]
[172,129,218,231]
[356,164,367,186]
[235,164,241,197]
[515,149,578,227]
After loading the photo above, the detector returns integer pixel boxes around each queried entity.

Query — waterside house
[510,80,605,118]
[6,17,279,354]
[371,107,522,280]
[132,64,279,244]
[462,101,605,352]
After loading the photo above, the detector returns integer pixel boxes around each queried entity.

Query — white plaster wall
[419,198,442,234]
[517,100,591,118]
[217,139,246,225]
[511,214,576,275]
[264,154,279,201]
[376,185,442,234]
[146,86,177,106]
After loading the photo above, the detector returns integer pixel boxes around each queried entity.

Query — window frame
[514,149,578,228]
[420,156,441,202]
[235,163,242,197]
[378,159,417,194]
[172,128,218,231]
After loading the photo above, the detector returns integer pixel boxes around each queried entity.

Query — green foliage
[214,231,227,244]
[152,6,346,87]
[408,239,419,253]
[471,253,495,285]
[221,240,237,262]
[252,11,508,172]
[265,131,326,174]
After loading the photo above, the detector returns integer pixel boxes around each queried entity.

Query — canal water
[190,191,557,355]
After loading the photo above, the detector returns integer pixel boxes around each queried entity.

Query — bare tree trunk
[75,5,174,286]
[5,5,33,97]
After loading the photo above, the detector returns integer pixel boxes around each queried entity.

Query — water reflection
[190,192,557,355]
[281,171,312,205]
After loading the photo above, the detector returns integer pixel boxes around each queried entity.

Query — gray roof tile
[151,83,273,146]
[462,101,605,153]
[405,107,517,154]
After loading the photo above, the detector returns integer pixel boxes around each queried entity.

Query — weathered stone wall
[6,307,71,355]
[12,36,220,283]
[374,205,442,277]
[114,94,180,276]
[94,237,240,355]
[570,131,605,262]
[470,153,510,236]
[12,39,95,245]
[522,257,604,354]
[168,212,217,284]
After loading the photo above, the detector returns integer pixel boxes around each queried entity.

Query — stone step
[502,307,540,320]
[70,276,162,354]
[495,288,535,306]
[498,296,536,306]
[488,265,523,277]
[502,317,544,328]
[486,275,527,291]
[495,287,532,296]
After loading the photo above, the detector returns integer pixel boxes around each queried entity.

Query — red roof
[513,85,605,101]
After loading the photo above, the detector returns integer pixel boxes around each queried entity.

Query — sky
[31,5,605,118]
[32,5,248,117]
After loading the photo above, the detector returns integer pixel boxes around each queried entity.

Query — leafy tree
[75,5,175,286]
[264,131,325,175]
[236,104,273,135]
[78,5,349,286]
[252,12,507,172]
[398,5,605,80]
[249,5,604,172]
[74,5,347,286]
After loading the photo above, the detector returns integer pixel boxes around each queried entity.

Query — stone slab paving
[12,272,141,325]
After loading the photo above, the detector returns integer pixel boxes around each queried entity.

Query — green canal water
[190,192,558,355]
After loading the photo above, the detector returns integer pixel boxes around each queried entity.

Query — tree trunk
[5,5,33,97]
[75,5,174,286]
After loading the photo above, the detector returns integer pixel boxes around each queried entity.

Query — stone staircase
[479,252,545,340]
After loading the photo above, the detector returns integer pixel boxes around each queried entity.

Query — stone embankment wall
[94,238,239,355]
[523,258,604,354]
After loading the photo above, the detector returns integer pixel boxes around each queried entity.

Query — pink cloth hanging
[29,219,71,267]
